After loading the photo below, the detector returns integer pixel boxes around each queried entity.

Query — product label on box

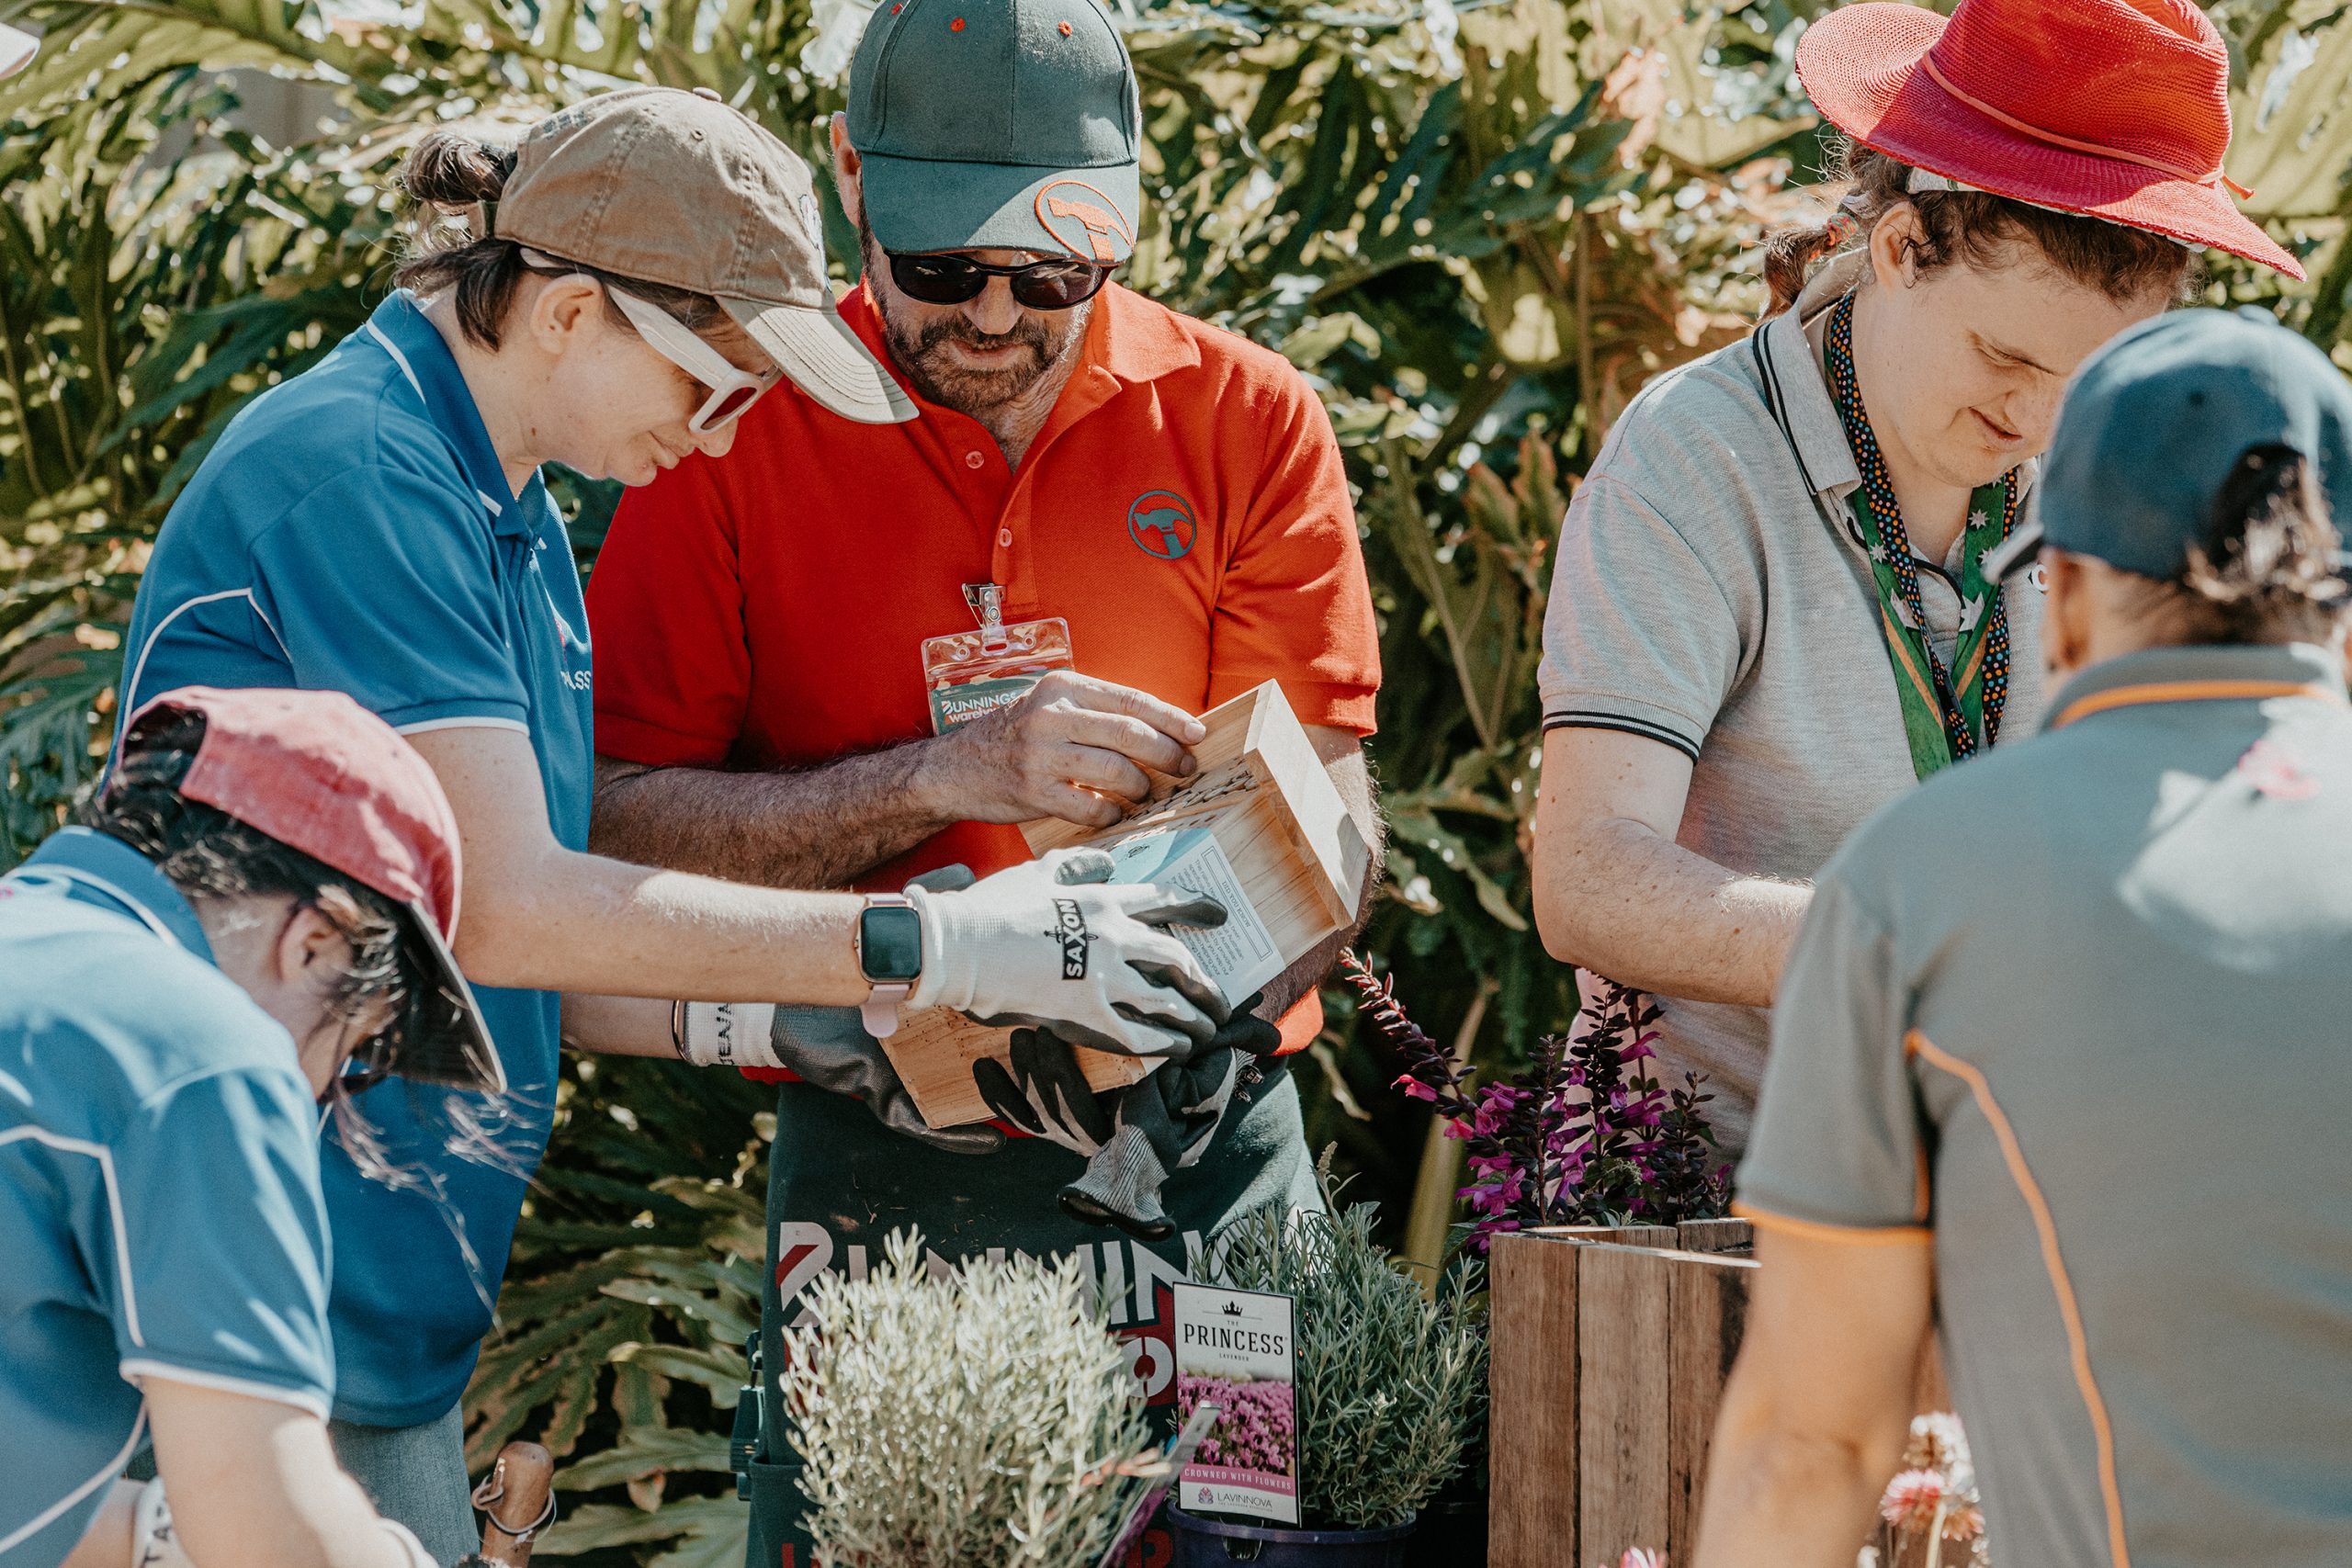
[1106,827,1284,1006]
[1172,1281,1299,1526]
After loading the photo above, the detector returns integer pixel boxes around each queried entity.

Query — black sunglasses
[887,251,1113,310]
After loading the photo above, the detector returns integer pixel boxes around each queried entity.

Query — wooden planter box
[1490,1221,1953,1567]
[1488,1220,1758,1568]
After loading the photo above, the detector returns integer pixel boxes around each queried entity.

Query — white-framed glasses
[520,249,780,435]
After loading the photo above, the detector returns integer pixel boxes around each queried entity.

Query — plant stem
[1400,976,1494,1280]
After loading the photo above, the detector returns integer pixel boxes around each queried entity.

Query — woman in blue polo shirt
[114,86,1230,1560]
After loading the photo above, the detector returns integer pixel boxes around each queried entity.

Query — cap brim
[859,151,1140,265]
[1795,3,2303,281]
[1982,519,2045,583]
[397,898,507,1095]
[727,297,915,425]
[0,23,35,77]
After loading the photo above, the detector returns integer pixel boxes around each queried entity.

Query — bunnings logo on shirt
[1127,490,1196,561]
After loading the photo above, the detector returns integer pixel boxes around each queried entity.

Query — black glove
[972,1027,1115,1155]
[1059,1000,1283,1241]
[765,865,1006,1156]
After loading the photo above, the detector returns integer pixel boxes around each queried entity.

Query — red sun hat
[1795,0,2302,281]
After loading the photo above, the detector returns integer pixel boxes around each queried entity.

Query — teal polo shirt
[0,829,333,1568]
[113,291,594,1426]
[1742,643,2352,1567]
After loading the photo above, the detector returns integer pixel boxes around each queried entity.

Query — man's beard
[860,220,1091,420]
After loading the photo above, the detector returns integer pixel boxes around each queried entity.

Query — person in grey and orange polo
[580,0,1384,1557]
[1528,0,2303,1155]
[1693,310,2352,1568]
[111,85,1234,1562]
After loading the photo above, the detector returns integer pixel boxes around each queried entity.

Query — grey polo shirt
[1539,254,2043,1149]
[1741,642,2352,1568]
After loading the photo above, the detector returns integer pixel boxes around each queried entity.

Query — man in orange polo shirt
[583,0,1380,1556]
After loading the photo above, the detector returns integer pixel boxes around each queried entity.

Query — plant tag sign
[1105,828,1284,1005]
[1172,1281,1299,1525]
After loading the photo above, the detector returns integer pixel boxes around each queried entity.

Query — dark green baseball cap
[845,0,1141,264]
[1987,307,2352,582]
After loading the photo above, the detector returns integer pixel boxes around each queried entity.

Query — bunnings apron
[741,1049,1316,1568]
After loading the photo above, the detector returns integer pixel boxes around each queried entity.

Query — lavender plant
[1203,1171,1487,1530]
[1349,954,1731,1253]
[779,1232,1163,1568]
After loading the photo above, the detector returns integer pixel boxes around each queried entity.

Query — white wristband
[676,1001,781,1068]
[379,1520,437,1568]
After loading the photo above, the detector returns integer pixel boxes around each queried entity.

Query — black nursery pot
[1168,1506,1416,1566]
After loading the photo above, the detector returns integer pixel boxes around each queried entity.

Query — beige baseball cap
[497,86,912,425]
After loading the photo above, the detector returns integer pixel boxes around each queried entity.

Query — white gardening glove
[676,1000,783,1069]
[908,847,1232,1057]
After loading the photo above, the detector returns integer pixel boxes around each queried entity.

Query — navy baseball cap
[1986,307,2352,583]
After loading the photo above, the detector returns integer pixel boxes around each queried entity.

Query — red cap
[1795,0,2302,281]
[114,686,503,1094]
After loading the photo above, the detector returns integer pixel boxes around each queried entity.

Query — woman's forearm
[1536,814,1811,1006]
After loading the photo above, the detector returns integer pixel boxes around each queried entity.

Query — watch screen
[860,905,924,984]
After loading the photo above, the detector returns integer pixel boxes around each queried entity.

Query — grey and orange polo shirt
[1740,641,2352,1567]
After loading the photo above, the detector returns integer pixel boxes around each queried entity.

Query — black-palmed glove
[972,1026,1115,1156]
[1059,1002,1283,1241]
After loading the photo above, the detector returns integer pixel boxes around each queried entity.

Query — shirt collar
[1756,252,2039,509]
[14,827,217,962]
[2043,643,2350,733]
[363,292,537,537]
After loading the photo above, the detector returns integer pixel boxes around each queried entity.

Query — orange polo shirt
[586,279,1380,1052]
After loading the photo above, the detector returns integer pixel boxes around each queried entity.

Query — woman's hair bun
[398,132,518,211]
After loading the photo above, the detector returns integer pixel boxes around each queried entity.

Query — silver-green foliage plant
[780,1231,1160,1568]
[1205,1189,1487,1531]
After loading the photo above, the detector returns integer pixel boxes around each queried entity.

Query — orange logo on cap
[1035,179,1134,263]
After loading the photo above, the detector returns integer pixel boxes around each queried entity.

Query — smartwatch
[856,893,925,1038]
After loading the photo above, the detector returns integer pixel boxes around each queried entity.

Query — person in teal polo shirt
[6,685,503,1568]
[1693,309,2352,1567]
[113,88,1231,1561]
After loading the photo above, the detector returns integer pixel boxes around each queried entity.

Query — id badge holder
[922,583,1074,734]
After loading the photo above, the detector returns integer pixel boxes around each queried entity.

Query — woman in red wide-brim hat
[1531,0,2302,1151]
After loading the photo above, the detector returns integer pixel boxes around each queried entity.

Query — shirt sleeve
[1735,862,1931,1239]
[583,457,752,766]
[1205,370,1381,735]
[246,464,529,734]
[103,1067,335,1416]
[1538,475,1744,761]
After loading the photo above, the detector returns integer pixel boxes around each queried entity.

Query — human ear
[831,114,865,230]
[527,275,606,355]
[2040,550,2092,680]
[1869,200,1926,290]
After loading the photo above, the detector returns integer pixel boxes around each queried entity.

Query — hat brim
[395,897,507,1095]
[0,23,33,78]
[726,296,915,425]
[1795,3,2303,281]
[859,151,1140,265]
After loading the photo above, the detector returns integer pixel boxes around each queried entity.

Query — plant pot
[1168,1505,1417,1566]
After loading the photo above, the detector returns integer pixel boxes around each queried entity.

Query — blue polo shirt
[0,829,333,1568]
[114,291,594,1426]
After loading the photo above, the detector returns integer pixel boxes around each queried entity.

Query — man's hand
[920,672,1207,829]
[911,847,1232,1056]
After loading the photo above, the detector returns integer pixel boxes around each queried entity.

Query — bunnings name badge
[1172,1281,1299,1525]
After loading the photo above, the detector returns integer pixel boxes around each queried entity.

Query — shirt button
[997,527,1013,547]
[966,450,985,469]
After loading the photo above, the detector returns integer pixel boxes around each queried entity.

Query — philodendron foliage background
[2,0,2346,1560]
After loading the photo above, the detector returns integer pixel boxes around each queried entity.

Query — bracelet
[672,998,689,1063]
